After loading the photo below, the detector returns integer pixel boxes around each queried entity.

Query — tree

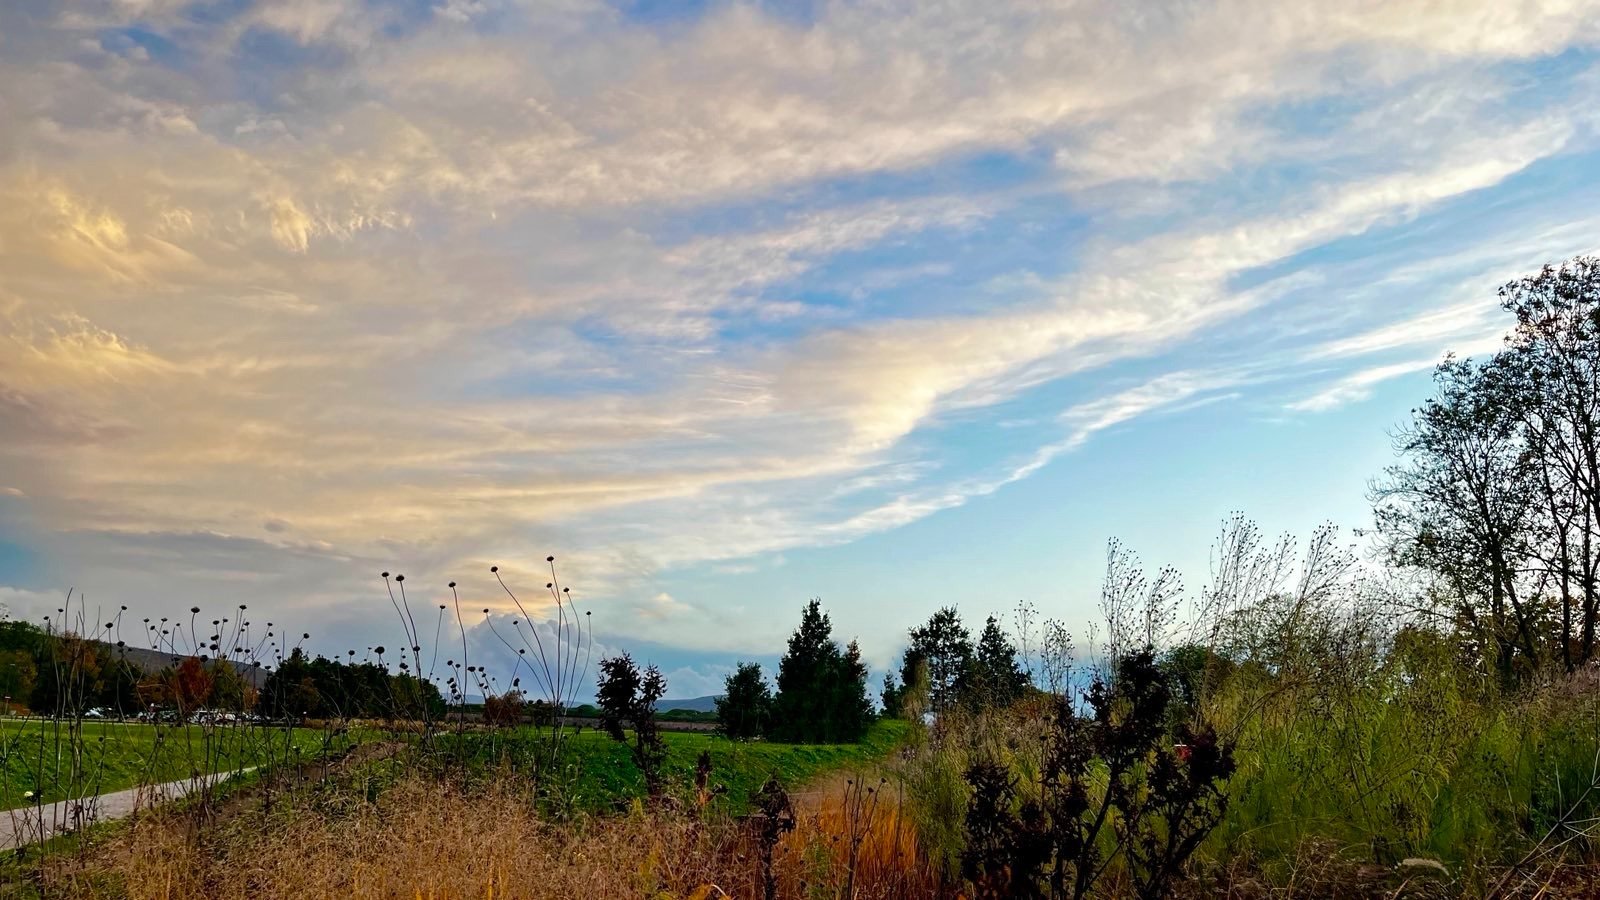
[1373,357,1541,681]
[30,634,108,716]
[715,662,772,740]
[596,652,668,795]
[207,661,252,711]
[834,640,875,738]
[1492,258,1600,668]
[770,600,873,743]
[970,615,1029,707]
[483,690,525,727]
[879,670,904,718]
[900,607,973,714]
[0,649,36,709]
[1373,258,1600,678]
[259,648,323,720]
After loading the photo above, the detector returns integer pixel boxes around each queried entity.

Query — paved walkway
[0,770,251,849]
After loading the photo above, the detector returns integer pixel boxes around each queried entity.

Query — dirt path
[0,770,251,849]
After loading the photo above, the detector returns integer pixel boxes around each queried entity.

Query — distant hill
[659,694,721,713]
[105,642,269,688]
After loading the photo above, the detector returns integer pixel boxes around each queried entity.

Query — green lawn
[0,717,909,814]
[0,718,347,808]
[465,720,909,813]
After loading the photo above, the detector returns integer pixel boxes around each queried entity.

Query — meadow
[0,719,345,807]
[454,719,908,814]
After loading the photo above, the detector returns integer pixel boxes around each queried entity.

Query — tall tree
[834,640,875,737]
[770,600,872,742]
[716,661,773,740]
[970,615,1029,707]
[879,670,904,718]
[901,607,974,713]
[1373,357,1542,680]
[1492,258,1600,668]
[259,648,323,720]
[1373,258,1600,677]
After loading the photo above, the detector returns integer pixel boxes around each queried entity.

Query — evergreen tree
[834,640,875,738]
[970,615,1029,707]
[259,648,322,720]
[901,606,974,713]
[715,661,773,740]
[880,670,903,718]
[770,599,873,742]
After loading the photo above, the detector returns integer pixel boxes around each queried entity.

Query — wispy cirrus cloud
[0,0,1598,663]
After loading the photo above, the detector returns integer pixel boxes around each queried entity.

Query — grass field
[462,719,909,813]
[0,719,349,808]
[0,716,907,815]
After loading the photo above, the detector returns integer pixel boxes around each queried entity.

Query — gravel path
[0,770,251,849]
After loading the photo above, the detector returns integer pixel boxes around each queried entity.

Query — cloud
[0,587,65,625]
[1288,334,1507,412]
[1287,358,1444,413]
[636,592,693,621]
[0,0,1597,655]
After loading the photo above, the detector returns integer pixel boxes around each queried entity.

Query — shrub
[961,648,1235,899]
[596,652,668,796]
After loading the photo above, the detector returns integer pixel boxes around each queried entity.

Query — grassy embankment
[0,719,349,807]
[460,718,909,813]
[16,718,917,899]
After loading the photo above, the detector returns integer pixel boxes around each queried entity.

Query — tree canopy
[769,600,873,742]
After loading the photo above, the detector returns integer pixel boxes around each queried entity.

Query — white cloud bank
[1,0,1599,653]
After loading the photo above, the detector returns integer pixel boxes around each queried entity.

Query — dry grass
[36,766,944,900]
[26,762,1600,899]
[784,772,941,899]
[50,777,737,899]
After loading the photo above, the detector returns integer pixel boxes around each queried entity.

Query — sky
[3,0,1600,700]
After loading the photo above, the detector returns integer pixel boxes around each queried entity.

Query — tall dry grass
[39,766,944,900]
[787,772,941,899]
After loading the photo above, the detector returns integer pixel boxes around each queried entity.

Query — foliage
[900,606,974,713]
[596,651,669,795]
[715,661,772,740]
[879,670,904,718]
[483,689,525,727]
[19,626,141,716]
[1374,257,1600,680]
[769,600,874,743]
[257,647,444,721]
[960,648,1235,899]
[970,615,1029,708]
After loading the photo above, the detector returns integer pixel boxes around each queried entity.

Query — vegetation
[14,259,1600,896]
[595,652,669,796]
[258,647,445,722]
[1374,258,1600,680]
[0,719,338,807]
[715,661,773,740]
[767,599,875,743]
